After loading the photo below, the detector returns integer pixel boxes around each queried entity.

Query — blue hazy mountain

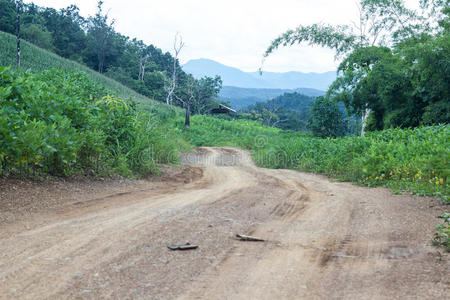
[183,58,336,90]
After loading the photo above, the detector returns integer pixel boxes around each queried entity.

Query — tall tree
[192,76,222,114]
[41,5,86,61]
[87,0,115,73]
[308,97,346,138]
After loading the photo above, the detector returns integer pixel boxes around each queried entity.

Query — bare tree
[138,53,149,81]
[16,0,22,67]
[165,33,184,106]
[174,77,195,130]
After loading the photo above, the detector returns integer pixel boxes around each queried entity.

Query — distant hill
[219,86,325,109]
[241,92,316,131]
[183,58,336,90]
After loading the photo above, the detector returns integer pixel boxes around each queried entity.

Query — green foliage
[264,0,450,131]
[433,212,450,252]
[181,115,284,149]
[255,125,449,198]
[0,0,220,111]
[21,23,54,50]
[264,24,357,60]
[0,31,173,112]
[308,97,346,138]
[242,92,315,131]
[0,67,181,178]
[0,0,16,34]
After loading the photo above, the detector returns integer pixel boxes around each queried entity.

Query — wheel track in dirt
[0,147,448,299]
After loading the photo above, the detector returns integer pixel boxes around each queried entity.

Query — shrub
[0,67,182,178]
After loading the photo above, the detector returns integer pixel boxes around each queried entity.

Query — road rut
[1,147,448,299]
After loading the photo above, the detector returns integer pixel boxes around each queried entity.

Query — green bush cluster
[254,126,448,200]
[0,67,181,177]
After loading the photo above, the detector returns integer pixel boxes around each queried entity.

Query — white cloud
[25,0,420,73]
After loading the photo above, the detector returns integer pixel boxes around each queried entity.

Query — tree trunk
[185,101,191,130]
[16,1,21,67]
[361,108,371,136]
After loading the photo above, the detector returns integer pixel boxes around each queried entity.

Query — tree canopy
[264,0,449,132]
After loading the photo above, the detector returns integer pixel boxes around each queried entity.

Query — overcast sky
[25,0,419,73]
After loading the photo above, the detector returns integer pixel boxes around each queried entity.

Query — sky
[25,0,420,73]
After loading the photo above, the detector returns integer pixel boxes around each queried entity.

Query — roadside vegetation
[433,213,450,252]
[0,67,185,178]
[0,0,222,113]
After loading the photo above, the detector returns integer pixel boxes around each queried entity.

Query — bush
[255,125,449,199]
[0,67,181,178]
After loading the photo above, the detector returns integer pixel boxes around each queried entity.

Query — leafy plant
[0,67,182,178]
[433,213,450,252]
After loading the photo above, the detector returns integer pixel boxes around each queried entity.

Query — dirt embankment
[0,147,448,299]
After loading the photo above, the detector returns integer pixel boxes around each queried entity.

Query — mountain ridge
[183,58,336,91]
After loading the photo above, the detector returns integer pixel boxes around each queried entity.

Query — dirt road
[1,147,448,299]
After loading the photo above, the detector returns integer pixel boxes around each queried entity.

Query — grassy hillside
[0,31,176,116]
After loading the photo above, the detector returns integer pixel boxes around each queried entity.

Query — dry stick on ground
[236,234,265,242]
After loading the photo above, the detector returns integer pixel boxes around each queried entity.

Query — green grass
[180,115,290,149]
[0,31,178,117]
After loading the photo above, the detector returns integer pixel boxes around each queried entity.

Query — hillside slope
[0,31,171,114]
[183,58,336,90]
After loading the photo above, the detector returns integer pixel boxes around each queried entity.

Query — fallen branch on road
[236,234,265,242]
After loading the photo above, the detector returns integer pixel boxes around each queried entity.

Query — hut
[210,104,236,115]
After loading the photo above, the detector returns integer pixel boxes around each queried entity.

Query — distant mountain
[183,58,336,90]
[219,86,325,110]
[183,59,267,88]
